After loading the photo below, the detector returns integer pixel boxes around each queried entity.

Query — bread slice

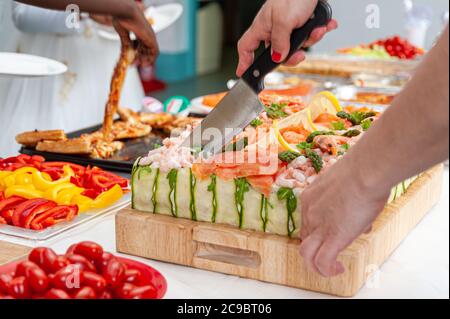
[16,130,66,147]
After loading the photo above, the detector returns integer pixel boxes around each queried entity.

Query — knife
[181,0,332,156]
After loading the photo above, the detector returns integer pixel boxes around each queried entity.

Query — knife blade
[181,0,332,156]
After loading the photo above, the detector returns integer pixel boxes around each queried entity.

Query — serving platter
[0,256,167,299]
[0,193,130,241]
[19,124,168,173]
[116,165,443,297]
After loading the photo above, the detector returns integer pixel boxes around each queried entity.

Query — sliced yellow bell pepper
[44,183,78,201]
[5,185,45,199]
[56,187,84,205]
[0,171,12,180]
[14,173,34,186]
[71,194,94,213]
[91,184,123,209]
[32,165,75,190]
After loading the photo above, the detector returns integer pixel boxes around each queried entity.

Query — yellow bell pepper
[5,185,45,199]
[91,184,123,209]
[15,173,34,186]
[32,165,75,190]
[0,171,12,180]
[44,183,78,201]
[71,195,94,213]
[56,187,84,205]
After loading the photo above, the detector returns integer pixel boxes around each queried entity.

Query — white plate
[0,52,67,77]
[97,4,183,41]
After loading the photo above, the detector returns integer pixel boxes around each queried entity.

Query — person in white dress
[0,0,157,156]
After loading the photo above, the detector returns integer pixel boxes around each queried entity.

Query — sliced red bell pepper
[0,216,6,224]
[21,201,58,229]
[0,197,27,214]
[40,162,85,176]
[30,205,78,230]
[1,209,14,224]
[11,198,50,227]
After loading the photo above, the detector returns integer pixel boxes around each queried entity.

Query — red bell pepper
[11,198,50,227]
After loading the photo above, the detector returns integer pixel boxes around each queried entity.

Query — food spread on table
[0,155,128,230]
[338,36,424,60]
[131,92,416,238]
[0,241,166,299]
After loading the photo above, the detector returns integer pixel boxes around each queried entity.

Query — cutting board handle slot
[194,241,261,269]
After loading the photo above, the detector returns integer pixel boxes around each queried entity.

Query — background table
[1,167,448,299]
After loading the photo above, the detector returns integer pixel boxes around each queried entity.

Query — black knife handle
[241,0,332,93]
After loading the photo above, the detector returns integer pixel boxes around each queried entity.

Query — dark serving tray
[19,123,168,173]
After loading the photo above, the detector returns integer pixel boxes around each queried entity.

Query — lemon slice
[273,120,301,153]
[306,91,342,130]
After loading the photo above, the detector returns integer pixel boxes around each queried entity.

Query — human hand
[299,157,390,277]
[90,14,113,26]
[113,2,159,66]
[236,0,337,77]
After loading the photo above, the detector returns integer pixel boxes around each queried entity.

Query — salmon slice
[192,149,279,181]
[246,175,275,198]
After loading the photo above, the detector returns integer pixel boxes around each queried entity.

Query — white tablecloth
[1,168,448,299]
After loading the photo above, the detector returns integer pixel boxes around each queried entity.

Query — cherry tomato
[52,265,84,292]
[28,247,57,273]
[44,288,71,299]
[8,276,31,299]
[129,285,158,299]
[14,260,39,277]
[66,254,97,272]
[51,255,71,273]
[96,252,116,273]
[82,271,106,293]
[99,290,113,299]
[0,274,13,294]
[124,268,144,285]
[71,241,104,262]
[74,286,97,299]
[103,259,125,289]
[66,243,78,255]
[114,283,135,299]
[25,266,49,294]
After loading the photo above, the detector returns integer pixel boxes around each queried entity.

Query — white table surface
[1,168,448,299]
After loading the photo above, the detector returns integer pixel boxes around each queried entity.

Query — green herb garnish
[265,103,287,119]
[235,178,250,228]
[208,175,218,223]
[361,119,372,131]
[167,169,178,217]
[151,168,160,213]
[259,195,270,232]
[153,143,162,149]
[278,151,301,163]
[306,130,335,143]
[305,149,323,173]
[224,137,249,152]
[130,157,142,209]
[296,142,313,151]
[250,118,263,128]
[277,188,297,237]
[138,166,152,180]
[342,129,361,138]
[189,169,197,221]
[342,143,349,151]
[330,121,346,130]
[337,111,376,125]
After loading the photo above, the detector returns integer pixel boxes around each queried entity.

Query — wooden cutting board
[0,241,30,266]
[115,165,444,297]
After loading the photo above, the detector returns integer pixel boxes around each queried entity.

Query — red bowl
[0,256,167,299]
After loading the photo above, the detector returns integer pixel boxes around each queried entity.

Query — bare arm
[299,27,449,277]
[16,0,137,18]
[16,0,159,65]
